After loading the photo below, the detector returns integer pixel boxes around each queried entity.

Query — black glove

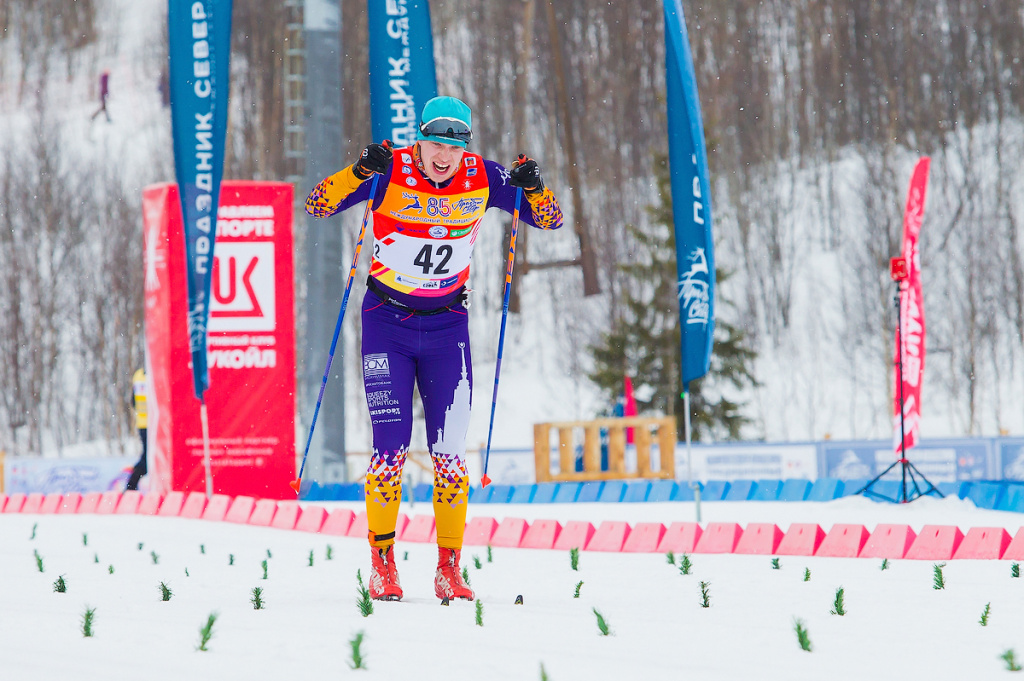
[353,140,393,180]
[509,154,545,193]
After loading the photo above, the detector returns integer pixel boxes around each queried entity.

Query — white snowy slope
[4,496,1024,681]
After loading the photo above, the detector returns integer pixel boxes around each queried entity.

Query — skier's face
[418,140,465,183]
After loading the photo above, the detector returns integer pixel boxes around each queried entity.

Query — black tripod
[857,257,942,504]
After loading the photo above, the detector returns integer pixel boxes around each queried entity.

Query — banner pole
[201,401,213,499]
[683,387,701,523]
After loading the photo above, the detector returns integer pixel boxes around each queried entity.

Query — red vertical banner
[893,158,930,454]
[143,181,296,499]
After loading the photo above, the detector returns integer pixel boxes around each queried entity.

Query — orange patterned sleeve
[523,187,563,230]
[305,165,366,218]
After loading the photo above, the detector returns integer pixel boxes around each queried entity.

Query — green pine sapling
[666,551,676,565]
[1003,649,1023,672]
[979,602,991,626]
[150,551,159,565]
[196,612,218,651]
[93,553,99,563]
[574,580,583,598]
[570,547,579,571]
[881,558,890,571]
[30,523,37,540]
[108,565,114,574]
[53,575,67,593]
[356,570,374,617]
[679,554,692,575]
[261,559,268,580]
[1013,563,1020,578]
[830,587,846,616]
[771,557,781,570]
[200,544,205,554]
[473,555,482,569]
[462,567,471,586]
[593,608,611,636]
[81,606,96,638]
[803,567,811,582]
[933,563,946,590]
[34,549,44,573]
[251,587,264,610]
[349,631,367,670]
[308,550,314,567]
[487,545,493,563]
[699,581,711,608]
[138,542,144,551]
[794,618,812,652]
[326,545,334,560]
[229,554,234,566]
[159,582,172,601]
[475,599,484,626]
[82,533,88,546]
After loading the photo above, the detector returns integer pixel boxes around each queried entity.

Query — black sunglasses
[419,116,473,143]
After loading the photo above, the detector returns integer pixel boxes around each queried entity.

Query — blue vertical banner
[664,0,715,385]
[168,0,233,399]
[368,0,438,146]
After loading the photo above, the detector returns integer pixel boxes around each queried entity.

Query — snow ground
[4,496,1024,680]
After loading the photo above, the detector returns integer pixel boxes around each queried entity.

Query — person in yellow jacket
[126,368,148,491]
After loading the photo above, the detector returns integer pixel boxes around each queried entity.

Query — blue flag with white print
[664,0,715,385]
[168,0,232,400]
[368,0,438,146]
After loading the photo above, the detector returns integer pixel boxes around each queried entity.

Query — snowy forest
[1,0,1023,457]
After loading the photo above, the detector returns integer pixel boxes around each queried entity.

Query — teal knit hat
[416,96,473,148]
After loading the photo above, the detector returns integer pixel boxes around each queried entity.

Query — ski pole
[481,183,524,487]
[291,170,382,495]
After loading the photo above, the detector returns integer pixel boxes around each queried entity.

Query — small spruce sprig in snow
[487,545,493,563]
[150,550,159,565]
[349,631,367,670]
[196,612,218,651]
[462,567,471,586]
[1013,563,1020,578]
[261,559,268,580]
[803,568,811,582]
[880,558,890,571]
[229,554,235,566]
[794,618,812,652]
[53,575,67,593]
[93,554,99,564]
[679,554,692,575]
[979,602,991,626]
[108,565,114,574]
[933,563,946,590]
[266,549,273,559]
[138,542,144,551]
[593,608,611,636]
[251,587,265,610]
[356,570,374,617]
[475,599,484,626]
[574,580,583,598]
[185,567,189,577]
[666,551,676,565]
[159,582,173,601]
[541,663,549,681]
[830,587,846,616]
[570,547,579,571]
[699,581,711,608]
[81,606,96,638]
[308,550,314,567]
[771,557,781,570]
[326,545,334,561]
[34,549,44,573]
[473,555,482,569]
[1003,649,1023,672]
[200,544,205,554]
[30,523,37,540]
[82,533,88,546]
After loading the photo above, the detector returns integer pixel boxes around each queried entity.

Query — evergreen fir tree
[589,155,757,441]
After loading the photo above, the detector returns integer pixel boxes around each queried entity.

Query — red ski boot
[368,545,403,601]
[435,547,475,601]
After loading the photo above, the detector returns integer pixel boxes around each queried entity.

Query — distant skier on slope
[306,95,563,602]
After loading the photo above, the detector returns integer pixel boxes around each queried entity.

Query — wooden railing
[534,417,677,483]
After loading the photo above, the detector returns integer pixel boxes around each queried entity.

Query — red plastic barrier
[776,523,826,556]
[78,492,102,514]
[490,517,529,548]
[463,517,499,546]
[733,523,784,555]
[271,503,300,530]
[2,492,25,513]
[295,506,328,533]
[520,519,562,550]
[587,521,631,552]
[116,491,143,515]
[1002,527,1024,560]
[860,524,916,559]
[553,521,596,551]
[225,496,256,523]
[905,525,964,560]
[816,524,871,558]
[179,492,208,519]
[657,522,703,554]
[346,511,369,538]
[96,491,122,515]
[157,491,185,517]
[952,527,1012,560]
[21,493,44,514]
[394,513,410,540]
[58,493,83,514]
[40,493,64,514]
[622,523,667,553]
[693,522,743,554]
[320,508,356,536]
[138,494,162,516]
[0,493,6,512]
[401,514,436,543]
[202,494,233,522]
[248,499,278,527]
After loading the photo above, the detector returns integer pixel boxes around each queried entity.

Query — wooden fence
[534,416,676,483]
